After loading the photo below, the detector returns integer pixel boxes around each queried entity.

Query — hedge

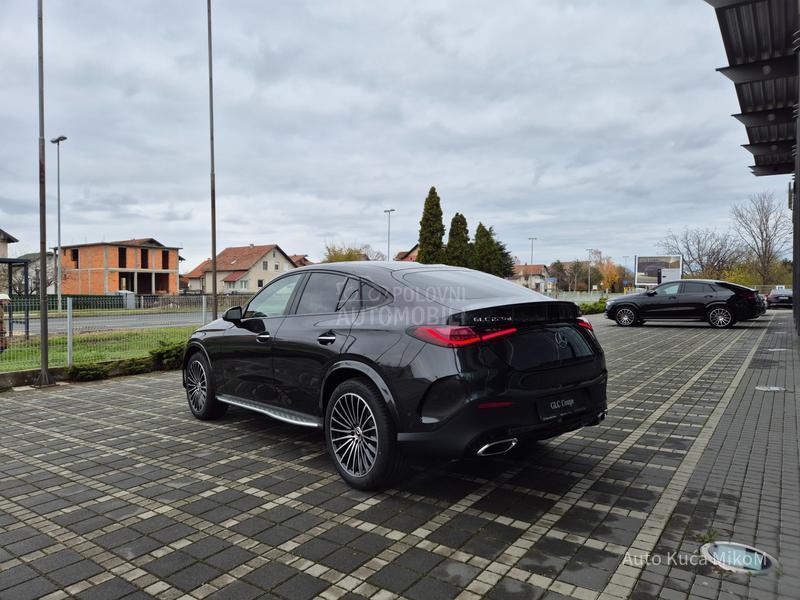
[65,341,186,382]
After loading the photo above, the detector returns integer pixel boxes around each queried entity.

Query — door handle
[317,332,336,345]
[256,332,271,343]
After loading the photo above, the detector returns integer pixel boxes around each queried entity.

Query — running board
[217,394,322,428]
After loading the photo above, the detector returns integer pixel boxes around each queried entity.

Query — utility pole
[50,135,67,312]
[528,237,537,264]
[36,0,54,386]
[206,0,218,319]
[384,209,395,260]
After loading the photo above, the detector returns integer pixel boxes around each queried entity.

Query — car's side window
[295,273,348,315]
[245,274,302,318]
[337,278,361,312]
[657,282,680,295]
[681,282,704,294]
[361,283,388,308]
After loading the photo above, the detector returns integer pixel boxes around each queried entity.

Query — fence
[0,294,242,374]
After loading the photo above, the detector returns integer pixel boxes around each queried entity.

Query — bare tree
[659,227,744,279]
[731,191,792,284]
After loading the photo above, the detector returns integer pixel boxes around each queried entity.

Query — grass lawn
[0,326,195,373]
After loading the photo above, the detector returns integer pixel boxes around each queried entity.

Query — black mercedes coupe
[604,279,764,328]
[182,263,607,489]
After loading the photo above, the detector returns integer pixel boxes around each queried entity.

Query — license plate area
[537,390,588,422]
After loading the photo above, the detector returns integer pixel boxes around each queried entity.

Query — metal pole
[207,0,218,320]
[56,141,61,311]
[36,0,53,386]
[384,209,395,260]
[51,136,67,311]
[66,297,73,367]
[528,237,537,264]
[23,262,29,338]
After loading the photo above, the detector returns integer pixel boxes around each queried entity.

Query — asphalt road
[4,312,205,335]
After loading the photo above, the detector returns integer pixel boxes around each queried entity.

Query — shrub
[149,341,186,371]
[67,363,113,381]
[578,297,607,315]
[66,341,186,382]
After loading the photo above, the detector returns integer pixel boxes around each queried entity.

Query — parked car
[182,263,608,489]
[766,288,793,309]
[604,279,763,328]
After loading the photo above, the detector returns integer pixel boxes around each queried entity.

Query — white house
[510,263,550,293]
[184,244,297,294]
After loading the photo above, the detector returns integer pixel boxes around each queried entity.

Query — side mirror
[646,290,657,296]
[223,306,243,321]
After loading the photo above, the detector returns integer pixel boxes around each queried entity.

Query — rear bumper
[767,299,792,308]
[397,373,607,458]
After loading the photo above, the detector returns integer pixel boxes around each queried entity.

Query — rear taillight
[740,290,757,300]
[577,317,593,331]
[409,325,517,347]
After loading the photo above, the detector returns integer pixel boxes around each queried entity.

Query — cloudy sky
[0,0,790,272]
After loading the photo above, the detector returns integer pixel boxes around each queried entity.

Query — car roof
[292,261,453,274]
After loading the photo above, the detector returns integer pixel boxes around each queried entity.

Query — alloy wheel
[329,392,378,477]
[709,308,732,328]
[616,308,635,326]
[186,360,208,412]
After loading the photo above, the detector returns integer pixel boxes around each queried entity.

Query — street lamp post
[50,135,67,312]
[206,0,218,319]
[528,237,537,264]
[384,209,395,261]
[585,248,595,294]
[35,0,53,387]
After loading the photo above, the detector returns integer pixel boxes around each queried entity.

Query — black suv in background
[182,263,607,489]
[766,288,793,309]
[605,279,764,328]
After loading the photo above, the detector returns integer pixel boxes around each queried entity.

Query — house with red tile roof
[394,244,419,262]
[184,244,296,294]
[289,254,314,267]
[510,263,550,293]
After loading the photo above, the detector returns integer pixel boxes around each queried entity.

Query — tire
[614,306,637,327]
[707,306,735,329]
[325,378,400,490]
[185,351,228,420]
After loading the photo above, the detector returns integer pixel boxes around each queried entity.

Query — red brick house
[56,238,181,295]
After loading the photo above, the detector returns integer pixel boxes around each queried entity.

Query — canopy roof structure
[708,0,798,176]
[706,0,799,334]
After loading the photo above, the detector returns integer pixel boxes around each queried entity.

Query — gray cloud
[0,0,788,268]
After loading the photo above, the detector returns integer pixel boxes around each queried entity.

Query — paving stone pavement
[0,311,797,600]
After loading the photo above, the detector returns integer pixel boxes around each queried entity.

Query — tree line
[416,187,515,277]
[659,191,792,286]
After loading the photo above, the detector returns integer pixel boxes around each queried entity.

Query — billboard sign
[635,255,682,286]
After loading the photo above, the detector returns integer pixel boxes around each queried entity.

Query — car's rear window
[403,270,541,301]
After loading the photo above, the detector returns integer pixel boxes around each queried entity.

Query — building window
[274,263,279,270]
[118,247,127,268]
[257,279,264,288]
[262,260,269,270]
[272,249,276,258]
[162,250,169,269]
[70,248,79,267]
[224,281,235,290]
[141,248,149,268]
[239,280,249,290]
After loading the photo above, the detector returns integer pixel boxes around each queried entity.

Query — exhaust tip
[477,438,518,457]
